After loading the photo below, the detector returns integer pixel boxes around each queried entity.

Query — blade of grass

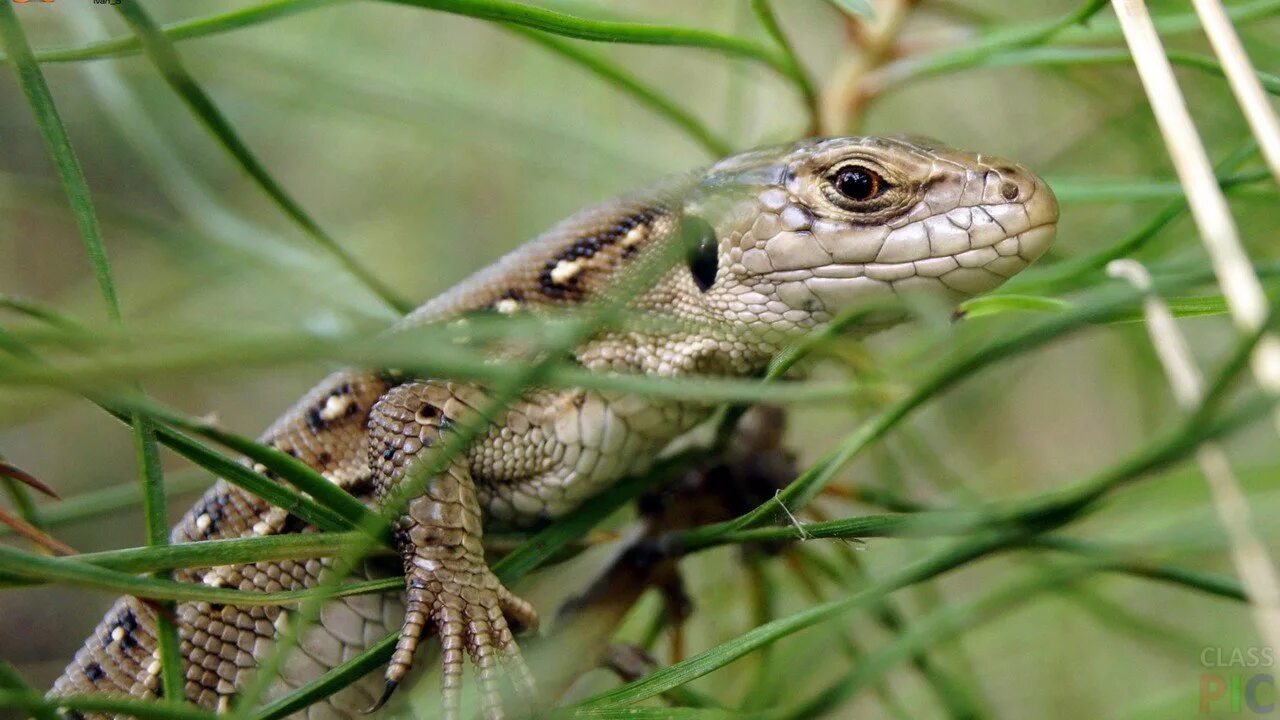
[581,393,1273,710]
[132,412,185,701]
[0,1,120,320]
[0,459,59,499]
[572,532,1018,709]
[0,470,209,536]
[0,689,216,720]
[0,542,400,604]
[8,0,342,64]
[0,506,76,557]
[749,0,819,134]
[1002,140,1259,293]
[250,632,397,720]
[113,0,409,314]
[774,565,1092,720]
[0,3,188,703]
[380,0,790,77]
[508,27,732,157]
[0,661,61,720]
[0,532,373,580]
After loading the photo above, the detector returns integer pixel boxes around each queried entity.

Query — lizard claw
[379,557,538,719]
[364,680,397,714]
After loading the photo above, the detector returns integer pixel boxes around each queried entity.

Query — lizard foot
[370,551,538,719]
[366,380,538,718]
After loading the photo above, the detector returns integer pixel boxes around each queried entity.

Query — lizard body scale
[48,137,1059,720]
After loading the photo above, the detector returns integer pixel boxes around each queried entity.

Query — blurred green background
[1,1,1278,718]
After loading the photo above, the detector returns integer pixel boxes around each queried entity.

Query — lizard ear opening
[682,215,718,292]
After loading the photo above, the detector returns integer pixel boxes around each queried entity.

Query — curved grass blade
[0,689,216,720]
[0,661,61,720]
[0,506,77,556]
[0,1,120,320]
[3,532,370,579]
[6,0,340,64]
[0,542,400,605]
[250,633,396,720]
[381,0,790,76]
[509,27,732,157]
[113,0,410,314]
[0,459,59,499]
[0,3,187,702]
[750,0,819,134]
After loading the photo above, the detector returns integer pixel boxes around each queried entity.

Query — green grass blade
[0,542,399,605]
[0,471,210,536]
[749,0,818,134]
[509,27,732,157]
[132,413,185,704]
[381,0,790,76]
[2,533,370,579]
[7,0,339,64]
[113,0,409,313]
[144,408,391,539]
[0,1,121,320]
[142,423,354,534]
[573,534,1014,709]
[249,633,396,720]
[0,660,61,720]
[0,689,215,720]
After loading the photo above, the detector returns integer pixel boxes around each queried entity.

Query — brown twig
[0,460,61,500]
[0,506,77,556]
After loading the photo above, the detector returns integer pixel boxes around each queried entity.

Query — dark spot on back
[281,513,309,534]
[85,662,104,681]
[305,407,326,433]
[539,209,656,300]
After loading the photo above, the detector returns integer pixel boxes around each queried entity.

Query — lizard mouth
[758,171,1059,311]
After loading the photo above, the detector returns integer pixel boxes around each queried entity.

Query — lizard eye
[682,215,718,292]
[831,165,885,202]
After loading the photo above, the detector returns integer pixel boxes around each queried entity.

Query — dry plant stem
[1188,0,1280,185]
[1108,0,1280,420]
[1109,259,1280,658]
[0,506,77,556]
[819,0,915,134]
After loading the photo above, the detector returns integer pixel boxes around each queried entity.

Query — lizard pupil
[833,165,881,201]
[682,215,718,292]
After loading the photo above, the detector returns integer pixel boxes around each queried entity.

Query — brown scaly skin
[49,137,1058,719]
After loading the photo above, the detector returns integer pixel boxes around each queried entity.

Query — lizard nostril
[1000,181,1019,201]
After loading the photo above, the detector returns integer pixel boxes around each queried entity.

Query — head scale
[676,136,1060,336]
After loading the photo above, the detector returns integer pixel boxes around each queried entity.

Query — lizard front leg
[366,380,537,719]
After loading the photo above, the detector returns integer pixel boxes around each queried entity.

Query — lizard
[47,136,1059,720]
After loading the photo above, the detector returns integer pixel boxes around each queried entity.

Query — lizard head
[681,136,1058,334]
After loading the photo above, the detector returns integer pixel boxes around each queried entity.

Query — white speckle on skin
[495,298,520,314]
[195,514,212,532]
[620,225,647,249]
[550,259,583,284]
[252,521,271,536]
[111,627,126,643]
[319,393,353,421]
